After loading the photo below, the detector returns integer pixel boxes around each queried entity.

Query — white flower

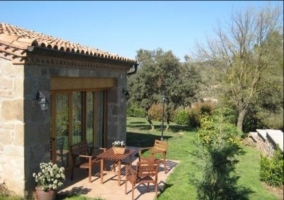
[33,162,65,191]
[112,140,126,147]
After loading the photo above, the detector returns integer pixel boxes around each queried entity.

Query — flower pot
[113,147,126,154]
[35,187,56,200]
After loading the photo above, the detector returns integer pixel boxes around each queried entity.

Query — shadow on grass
[128,118,195,134]
[56,188,104,200]
[127,124,154,131]
[168,125,197,133]
[126,132,172,147]
[158,182,174,197]
[128,121,147,125]
[55,187,92,200]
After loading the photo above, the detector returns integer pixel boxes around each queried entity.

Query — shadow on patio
[56,147,179,200]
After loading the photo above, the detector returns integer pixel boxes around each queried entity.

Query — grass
[126,117,280,200]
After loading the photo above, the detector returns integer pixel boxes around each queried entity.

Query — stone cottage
[0,22,138,196]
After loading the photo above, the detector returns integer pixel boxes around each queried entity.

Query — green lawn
[126,117,280,200]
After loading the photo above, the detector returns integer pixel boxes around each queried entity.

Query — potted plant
[112,141,126,154]
[33,162,65,200]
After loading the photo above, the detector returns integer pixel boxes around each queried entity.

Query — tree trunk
[145,108,155,130]
[165,123,169,131]
[147,117,155,131]
[165,116,170,131]
[237,109,247,132]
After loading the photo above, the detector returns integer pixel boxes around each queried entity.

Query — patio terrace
[57,147,179,200]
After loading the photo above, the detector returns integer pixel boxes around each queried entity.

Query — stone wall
[249,131,278,158]
[0,58,128,197]
[0,59,25,195]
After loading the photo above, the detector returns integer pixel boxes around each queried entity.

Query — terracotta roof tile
[0,22,136,63]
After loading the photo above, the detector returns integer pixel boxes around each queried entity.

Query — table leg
[118,160,121,186]
[129,153,133,164]
[100,158,104,184]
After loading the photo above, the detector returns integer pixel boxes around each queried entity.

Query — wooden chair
[138,140,168,173]
[70,140,106,182]
[125,161,159,200]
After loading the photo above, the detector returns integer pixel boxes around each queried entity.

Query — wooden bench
[70,140,106,182]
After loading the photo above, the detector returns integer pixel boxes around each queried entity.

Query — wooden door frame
[50,76,115,167]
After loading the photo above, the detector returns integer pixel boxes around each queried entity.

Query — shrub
[173,109,189,125]
[173,102,215,128]
[187,109,200,128]
[148,104,163,121]
[189,108,250,200]
[127,105,145,118]
[260,145,284,187]
[193,102,214,115]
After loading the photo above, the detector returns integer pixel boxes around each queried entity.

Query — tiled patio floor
[57,147,179,200]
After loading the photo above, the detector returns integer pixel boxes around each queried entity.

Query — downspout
[127,63,139,75]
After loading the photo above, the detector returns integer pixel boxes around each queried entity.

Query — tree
[128,48,201,130]
[252,30,283,130]
[156,50,202,130]
[242,30,284,132]
[194,4,283,131]
[128,49,162,130]
[190,107,252,200]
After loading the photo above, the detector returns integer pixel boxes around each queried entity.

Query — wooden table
[97,148,135,186]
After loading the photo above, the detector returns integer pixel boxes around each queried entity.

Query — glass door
[54,93,69,168]
[86,91,104,148]
[51,90,106,169]
[86,92,94,146]
[72,92,83,145]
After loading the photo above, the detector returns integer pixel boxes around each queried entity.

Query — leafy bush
[243,107,283,133]
[148,104,163,121]
[214,104,237,125]
[127,104,145,118]
[259,112,284,131]
[187,109,200,128]
[260,145,284,187]
[173,109,189,125]
[173,102,215,127]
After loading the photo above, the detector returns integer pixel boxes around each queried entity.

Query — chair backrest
[136,161,159,178]
[153,140,168,152]
[70,140,89,156]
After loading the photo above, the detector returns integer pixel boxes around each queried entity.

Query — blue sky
[0,1,282,62]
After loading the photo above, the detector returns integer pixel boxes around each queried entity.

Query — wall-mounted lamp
[122,89,130,100]
[36,91,48,111]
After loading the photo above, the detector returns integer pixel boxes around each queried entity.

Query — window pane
[56,94,69,168]
[86,92,94,145]
[72,92,83,144]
